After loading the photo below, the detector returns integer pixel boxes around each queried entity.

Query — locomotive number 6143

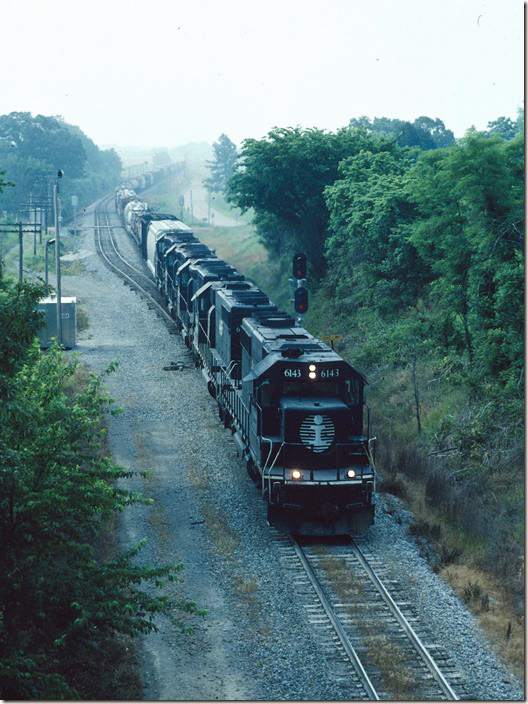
[283,368,302,378]
[320,368,340,378]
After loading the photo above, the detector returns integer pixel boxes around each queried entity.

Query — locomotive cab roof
[138,212,180,225]
[165,241,214,260]
[243,349,367,384]
[215,286,275,312]
[241,314,314,345]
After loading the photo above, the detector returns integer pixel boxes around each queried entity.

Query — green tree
[226,126,385,278]
[0,112,122,219]
[203,133,238,193]
[487,116,519,140]
[0,112,86,178]
[409,130,524,381]
[0,276,49,396]
[324,146,427,315]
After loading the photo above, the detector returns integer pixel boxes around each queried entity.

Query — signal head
[294,286,308,314]
[292,253,307,279]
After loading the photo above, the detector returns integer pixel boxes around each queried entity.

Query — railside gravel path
[56,201,523,701]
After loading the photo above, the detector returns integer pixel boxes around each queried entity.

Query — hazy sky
[0,0,523,149]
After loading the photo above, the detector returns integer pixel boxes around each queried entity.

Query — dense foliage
[0,112,122,220]
[227,126,397,278]
[349,115,455,149]
[0,273,192,699]
[325,129,524,387]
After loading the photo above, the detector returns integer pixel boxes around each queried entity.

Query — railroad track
[93,196,179,335]
[272,529,463,700]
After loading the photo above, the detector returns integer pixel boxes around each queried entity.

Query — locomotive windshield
[283,381,338,396]
[258,376,361,407]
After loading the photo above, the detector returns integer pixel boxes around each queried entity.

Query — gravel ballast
[56,201,523,701]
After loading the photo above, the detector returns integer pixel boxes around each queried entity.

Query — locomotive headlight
[291,469,302,480]
[309,364,316,372]
[347,469,357,479]
[308,372,316,380]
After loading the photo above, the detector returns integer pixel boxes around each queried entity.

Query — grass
[198,224,268,276]
[0,225,87,283]
[382,473,525,680]
[441,564,524,678]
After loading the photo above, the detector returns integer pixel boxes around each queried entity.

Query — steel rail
[97,196,153,283]
[94,197,175,327]
[350,540,459,700]
[290,537,380,701]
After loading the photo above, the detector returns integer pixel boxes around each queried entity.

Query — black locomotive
[115,188,376,535]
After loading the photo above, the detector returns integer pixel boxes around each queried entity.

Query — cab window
[282,381,339,397]
[344,379,361,405]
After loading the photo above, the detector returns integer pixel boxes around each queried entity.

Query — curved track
[94,196,178,334]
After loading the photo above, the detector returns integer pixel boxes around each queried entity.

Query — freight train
[115,187,376,535]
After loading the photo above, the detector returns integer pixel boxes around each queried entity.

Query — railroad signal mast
[290,252,308,322]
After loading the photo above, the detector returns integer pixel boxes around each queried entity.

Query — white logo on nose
[300,414,335,453]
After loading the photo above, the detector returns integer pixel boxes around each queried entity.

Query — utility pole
[18,223,23,283]
[72,195,78,233]
[0,223,42,284]
[54,170,64,345]
[45,238,55,286]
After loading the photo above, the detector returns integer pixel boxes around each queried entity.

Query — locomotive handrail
[198,319,209,344]
[261,437,285,476]
[261,440,285,499]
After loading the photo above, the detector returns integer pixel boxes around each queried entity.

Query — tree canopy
[0,112,122,219]
[203,133,238,193]
[226,126,395,278]
[349,115,455,149]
